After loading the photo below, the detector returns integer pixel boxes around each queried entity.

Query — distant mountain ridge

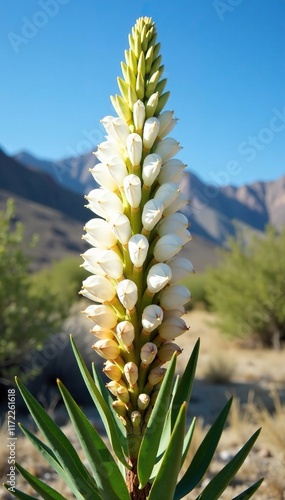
[0,148,284,270]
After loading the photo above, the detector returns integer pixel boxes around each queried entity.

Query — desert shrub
[205,226,285,349]
[32,255,88,305]
[181,273,210,310]
[0,200,69,383]
[203,352,235,384]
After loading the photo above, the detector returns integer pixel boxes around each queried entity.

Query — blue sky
[1,0,285,187]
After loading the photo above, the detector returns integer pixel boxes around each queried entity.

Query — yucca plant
[4,17,263,500]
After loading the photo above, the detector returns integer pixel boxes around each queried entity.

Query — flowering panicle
[80,16,193,436]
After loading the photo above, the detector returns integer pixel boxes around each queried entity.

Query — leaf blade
[232,478,264,500]
[15,462,67,500]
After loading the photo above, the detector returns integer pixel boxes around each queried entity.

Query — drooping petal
[82,304,118,329]
[154,137,181,162]
[142,154,162,187]
[159,284,191,310]
[146,263,172,293]
[153,234,183,262]
[109,213,132,244]
[154,182,180,209]
[83,218,117,249]
[158,316,189,340]
[167,257,194,283]
[86,189,124,220]
[81,275,116,303]
[157,212,188,237]
[116,320,135,347]
[142,199,163,231]
[158,159,186,184]
[92,338,120,360]
[128,234,149,267]
[117,279,138,310]
[81,248,123,279]
[140,342,157,365]
[142,304,164,332]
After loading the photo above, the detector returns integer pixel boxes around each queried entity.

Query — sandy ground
[1,310,284,499]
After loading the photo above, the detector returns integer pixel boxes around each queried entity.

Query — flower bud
[82,304,118,330]
[157,213,188,237]
[154,182,180,209]
[116,321,135,347]
[148,367,166,385]
[81,275,116,303]
[146,91,159,118]
[101,116,129,145]
[92,339,120,360]
[142,305,163,332]
[112,400,127,417]
[168,257,194,283]
[157,342,182,362]
[158,317,189,340]
[163,306,185,319]
[143,117,160,149]
[106,379,126,396]
[153,234,183,262]
[137,393,150,410]
[85,189,124,220]
[124,362,139,386]
[142,154,162,187]
[157,159,185,184]
[110,94,132,123]
[140,342,157,365]
[126,133,142,166]
[123,174,142,208]
[90,163,118,192]
[154,137,181,162]
[147,263,172,293]
[95,140,123,164]
[90,326,114,340]
[128,234,149,267]
[83,218,117,249]
[109,213,132,244]
[163,192,188,217]
[180,229,193,245]
[117,385,130,403]
[105,160,129,187]
[117,279,138,310]
[133,99,145,131]
[81,248,123,279]
[103,361,122,381]
[157,110,177,138]
[142,199,163,231]
[159,284,191,310]
[131,411,141,427]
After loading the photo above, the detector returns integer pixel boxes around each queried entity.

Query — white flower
[153,234,183,262]
[92,339,120,360]
[154,137,181,162]
[133,100,145,131]
[157,342,182,361]
[154,182,180,208]
[137,393,150,410]
[159,284,191,310]
[143,117,160,149]
[142,199,163,231]
[123,174,141,208]
[101,116,129,145]
[158,317,189,340]
[142,154,162,187]
[117,279,138,310]
[179,229,193,245]
[168,257,194,283]
[158,159,186,184]
[157,212,189,237]
[148,367,165,385]
[157,110,177,138]
[103,360,122,381]
[128,234,149,267]
[140,342,157,365]
[81,248,123,279]
[126,133,142,166]
[81,275,116,303]
[89,163,118,192]
[105,159,129,187]
[142,304,163,332]
[163,192,188,217]
[95,140,124,164]
[147,263,172,293]
[82,304,118,329]
[83,218,117,249]
[85,189,124,220]
[90,326,115,340]
[116,321,135,347]
[124,362,139,386]
[109,213,132,244]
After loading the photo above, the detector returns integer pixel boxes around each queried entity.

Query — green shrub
[0,200,69,382]
[205,226,285,349]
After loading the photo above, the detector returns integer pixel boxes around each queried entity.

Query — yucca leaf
[180,416,196,468]
[148,402,186,500]
[174,397,232,499]
[3,485,36,499]
[15,377,100,499]
[70,336,129,467]
[18,423,82,498]
[137,353,177,488]
[171,338,200,428]
[15,462,66,500]
[232,478,264,499]
[196,429,261,500]
[57,380,130,500]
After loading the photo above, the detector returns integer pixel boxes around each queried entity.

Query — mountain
[13,150,97,195]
